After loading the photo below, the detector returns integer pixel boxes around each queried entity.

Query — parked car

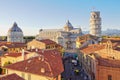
[74,69,80,75]
[71,59,78,66]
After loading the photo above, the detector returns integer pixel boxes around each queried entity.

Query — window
[28,74,31,80]
[6,69,8,74]
[108,75,112,80]
[46,45,50,49]
[21,73,25,78]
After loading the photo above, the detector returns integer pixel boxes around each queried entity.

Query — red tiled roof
[4,52,29,57]
[101,39,108,43]
[101,39,120,43]
[38,39,56,45]
[4,49,64,77]
[0,42,26,48]
[114,47,120,51]
[80,44,105,54]
[110,39,120,43]
[96,56,120,68]
[0,73,24,80]
[101,39,120,50]
[55,44,63,48]
[77,34,98,41]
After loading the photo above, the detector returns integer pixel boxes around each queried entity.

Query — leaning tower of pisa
[90,11,101,37]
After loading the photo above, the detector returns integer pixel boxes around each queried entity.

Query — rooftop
[8,22,23,33]
[4,52,29,57]
[80,44,105,54]
[77,34,99,41]
[0,42,26,48]
[93,54,120,68]
[4,49,64,77]
[37,39,56,45]
[0,73,24,80]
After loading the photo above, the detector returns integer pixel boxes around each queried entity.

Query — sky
[0,0,120,36]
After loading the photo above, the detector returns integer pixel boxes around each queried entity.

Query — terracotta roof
[37,39,56,45]
[80,44,105,54]
[4,52,29,57]
[101,39,120,43]
[55,44,63,48]
[114,47,120,51]
[4,49,64,78]
[77,34,98,41]
[100,39,108,43]
[96,56,120,68]
[101,39,120,49]
[110,39,120,43]
[0,42,26,48]
[0,73,24,80]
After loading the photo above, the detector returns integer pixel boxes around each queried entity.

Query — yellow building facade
[0,42,26,53]
[4,50,64,80]
[1,52,35,67]
[27,39,64,55]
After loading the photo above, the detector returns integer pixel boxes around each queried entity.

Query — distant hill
[102,29,120,36]
[82,31,89,34]
[83,29,120,36]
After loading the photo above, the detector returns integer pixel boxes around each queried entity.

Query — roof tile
[4,49,64,77]
[0,73,24,80]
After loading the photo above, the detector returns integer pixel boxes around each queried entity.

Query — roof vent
[34,53,39,57]
[54,52,57,54]
[38,56,41,60]
[41,68,45,73]
[38,55,44,61]
[113,56,115,59]
[42,49,44,53]
[36,48,38,52]
[52,51,57,55]
[41,56,44,61]
[25,67,28,70]
[28,60,31,63]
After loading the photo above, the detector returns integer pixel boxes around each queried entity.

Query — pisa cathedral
[36,20,83,49]
[36,11,101,48]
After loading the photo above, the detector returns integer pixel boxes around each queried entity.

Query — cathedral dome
[7,22,24,43]
[64,20,73,28]
[8,22,23,33]
[63,20,73,31]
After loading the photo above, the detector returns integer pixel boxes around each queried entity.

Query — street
[62,52,89,80]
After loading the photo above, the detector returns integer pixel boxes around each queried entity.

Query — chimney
[22,49,25,60]
[42,49,44,53]
[41,56,44,61]
[36,48,38,52]
[38,56,41,60]
[41,68,45,73]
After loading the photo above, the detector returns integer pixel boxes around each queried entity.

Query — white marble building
[7,22,24,43]
[36,20,83,49]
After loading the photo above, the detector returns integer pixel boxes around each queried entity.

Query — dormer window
[108,75,112,80]
[41,68,45,73]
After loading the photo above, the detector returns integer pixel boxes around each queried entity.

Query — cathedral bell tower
[90,11,101,37]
